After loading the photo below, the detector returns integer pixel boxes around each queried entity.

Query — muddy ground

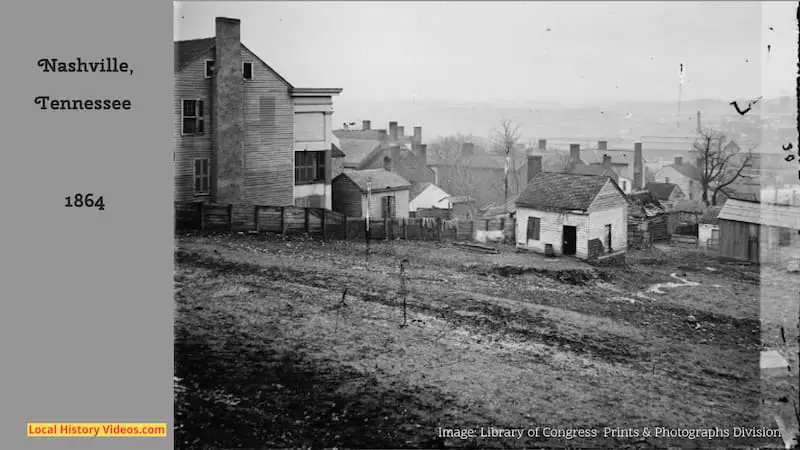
[174,232,798,449]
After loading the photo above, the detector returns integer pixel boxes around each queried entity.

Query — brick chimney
[362,120,371,131]
[538,139,547,151]
[390,146,402,171]
[212,17,245,204]
[413,143,427,163]
[569,144,581,168]
[397,125,405,138]
[383,155,392,171]
[602,154,612,169]
[674,156,683,165]
[462,142,475,157]
[389,121,398,141]
[633,142,643,190]
[598,140,608,151]
[377,129,388,141]
[413,126,422,144]
[527,151,542,182]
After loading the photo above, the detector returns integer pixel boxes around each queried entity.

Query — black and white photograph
[172,2,800,448]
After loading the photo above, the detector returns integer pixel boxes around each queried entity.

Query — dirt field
[174,232,799,449]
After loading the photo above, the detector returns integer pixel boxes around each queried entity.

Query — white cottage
[514,170,628,261]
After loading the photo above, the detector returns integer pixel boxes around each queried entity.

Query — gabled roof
[409,182,433,201]
[699,206,723,225]
[718,199,800,228]
[515,173,617,212]
[334,169,411,193]
[569,163,619,181]
[174,38,294,88]
[645,182,681,200]
[331,143,346,158]
[667,162,702,180]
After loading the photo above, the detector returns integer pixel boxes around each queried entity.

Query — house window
[381,196,397,219]
[526,217,540,241]
[204,60,214,78]
[294,151,326,184]
[194,158,210,195]
[779,228,792,246]
[605,224,612,252]
[182,99,204,135]
[242,62,253,80]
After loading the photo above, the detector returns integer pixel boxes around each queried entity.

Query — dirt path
[174,235,787,449]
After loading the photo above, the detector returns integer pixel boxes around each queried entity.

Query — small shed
[698,206,723,249]
[717,199,800,264]
[514,172,628,261]
[628,190,668,248]
[331,169,412,219]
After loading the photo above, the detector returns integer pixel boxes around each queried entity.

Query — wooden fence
[174,202,514,243]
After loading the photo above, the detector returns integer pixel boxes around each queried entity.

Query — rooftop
[335,169,411,193]
[516,172,616,212]
[718,199,800,229]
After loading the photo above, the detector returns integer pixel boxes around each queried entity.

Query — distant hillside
[332,97,795,146]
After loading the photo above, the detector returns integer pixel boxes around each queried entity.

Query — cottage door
[562,226,577,256]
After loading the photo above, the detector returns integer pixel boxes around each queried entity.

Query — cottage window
[204,60,214,78]
[381,196,397,219]
[295,151,326,184]
[526,217,540,241]
[242,62,253,80]
[194,158,210,195]
[605,224,612,251]
[181,99,204,135]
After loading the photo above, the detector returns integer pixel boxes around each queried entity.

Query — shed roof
[515,172,616,212]
[645,182,681,200]
[718,199,800,229]
[335,169,411,193]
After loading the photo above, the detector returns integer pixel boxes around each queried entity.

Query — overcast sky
[174,2,796,105]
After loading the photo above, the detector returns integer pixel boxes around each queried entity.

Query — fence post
[404,219,408,240]
[322,209,327,241]
[280,207,286,235]
[485,219,490,231]
[436,218,442,241]
[304,208,310,234]
[344,215,349,240]
[500,218,506,233]
[199,202,206,231]
[228,204,234,232]
[254,205,260,232]
[385,217,390,241]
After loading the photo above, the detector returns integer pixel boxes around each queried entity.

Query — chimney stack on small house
[413,143,427,163]
[674,156,683,165]
[538,139,547,151]
[598,140,608,151]
[383,155,393,172]
[413,126,422,144]
[212,17,245,204]
[397,125,405,138]
[462,142,475,157]
[569,144,581,169]
[362,120,371,131]
[377,129,388,141]
[389,121,398,141]
[527,149,543,182]
[602,154,612,169]
[633,142,643,190]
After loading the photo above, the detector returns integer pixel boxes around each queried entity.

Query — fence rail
[175,202,514,243]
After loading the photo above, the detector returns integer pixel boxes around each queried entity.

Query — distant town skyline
[174,2,796,105]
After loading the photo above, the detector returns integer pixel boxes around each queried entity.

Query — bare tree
[693,127,755,206]
[490,119,522,211]
[427,134,489,218]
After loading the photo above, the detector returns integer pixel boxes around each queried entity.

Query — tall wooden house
[174,17,342,209]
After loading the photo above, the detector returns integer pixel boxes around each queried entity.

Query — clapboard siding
[515,208,590,257]
[368,190,410,220]
[174,45,294,205]
[241,46,294,206]
[174,48,214,202]
[586,206,627,253]
[588,180,628,212]
[332,176,363,217]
